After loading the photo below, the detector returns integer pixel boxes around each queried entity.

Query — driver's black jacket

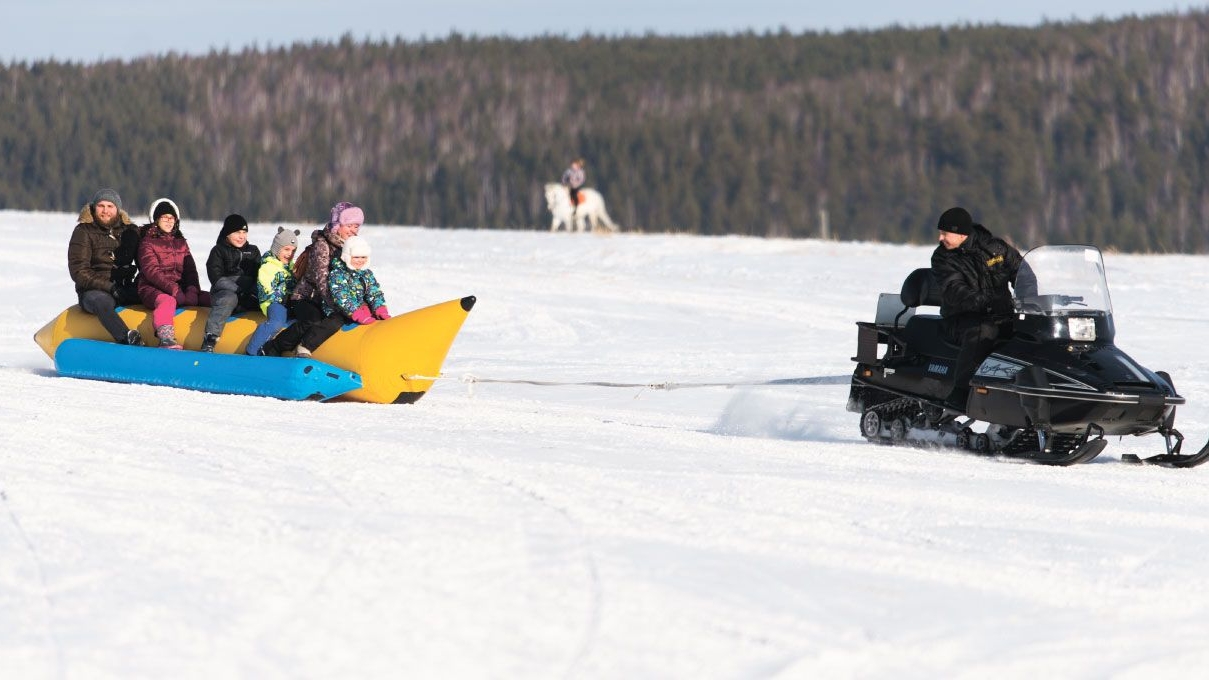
[930,224,1023,320]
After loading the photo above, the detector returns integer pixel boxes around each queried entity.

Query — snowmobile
[846,244,1209,467]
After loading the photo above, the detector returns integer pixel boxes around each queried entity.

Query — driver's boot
[944,387,969,412]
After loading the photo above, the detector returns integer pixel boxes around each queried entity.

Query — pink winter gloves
[351,304,376,325]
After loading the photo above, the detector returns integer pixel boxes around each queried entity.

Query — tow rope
[445,373,850,396]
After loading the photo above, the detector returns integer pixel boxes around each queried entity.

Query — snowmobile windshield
[1013,245,1113,316]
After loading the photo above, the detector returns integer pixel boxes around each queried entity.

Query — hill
[4,13,1209,250]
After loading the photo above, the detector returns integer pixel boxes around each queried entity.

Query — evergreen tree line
[3,13,1209,251]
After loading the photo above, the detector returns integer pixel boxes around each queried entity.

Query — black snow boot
[258,338,280,357]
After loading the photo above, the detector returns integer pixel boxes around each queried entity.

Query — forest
[3,12,1209,251]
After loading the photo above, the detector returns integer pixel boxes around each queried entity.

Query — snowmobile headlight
[1068,317,1096,341]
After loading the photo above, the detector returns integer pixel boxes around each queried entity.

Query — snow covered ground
[3,209,1209,678]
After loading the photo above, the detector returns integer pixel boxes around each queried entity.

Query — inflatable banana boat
[34,296,476,404]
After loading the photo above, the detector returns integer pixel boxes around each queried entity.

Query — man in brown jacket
[66,188,144,345]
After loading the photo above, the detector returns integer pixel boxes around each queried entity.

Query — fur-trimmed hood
[147,197,182,226]
[76,204,135,228]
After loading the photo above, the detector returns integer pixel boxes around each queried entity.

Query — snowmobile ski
[993,436,1107,466]
[1120,439,1209,468]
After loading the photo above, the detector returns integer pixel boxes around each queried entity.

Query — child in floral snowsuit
[326,235,390,325]
[246,227,300,356]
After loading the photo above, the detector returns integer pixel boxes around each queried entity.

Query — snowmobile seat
[897,268,959,360]
[899,268,942,310]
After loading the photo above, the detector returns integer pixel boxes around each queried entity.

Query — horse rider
[561,158,586,212]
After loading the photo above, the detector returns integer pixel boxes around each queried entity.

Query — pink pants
[151,289,213,328]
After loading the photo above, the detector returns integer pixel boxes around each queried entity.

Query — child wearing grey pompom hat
[245,226,301,356]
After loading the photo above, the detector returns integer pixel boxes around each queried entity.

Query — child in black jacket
[202,213,261,352]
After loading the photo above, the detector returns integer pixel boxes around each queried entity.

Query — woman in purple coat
[136,198,211,349]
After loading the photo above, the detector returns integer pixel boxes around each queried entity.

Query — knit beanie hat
[91,188,123,210]
[218,213,249,244]
[271,227,300,259]
[328,201,364,230]
[338,205,365,227]
[340,205,362,226]
[341,235,371,269]
[152,200,178,221]
[937,207,973,235]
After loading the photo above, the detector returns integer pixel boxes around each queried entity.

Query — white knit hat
[341,235,371,269]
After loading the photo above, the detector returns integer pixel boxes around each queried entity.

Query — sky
[5,209,1209,676]
[3,1,1205,64]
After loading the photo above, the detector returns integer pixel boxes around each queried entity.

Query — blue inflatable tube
[54,339,362,401]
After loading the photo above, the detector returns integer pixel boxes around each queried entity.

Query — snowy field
[3,209,1209,678]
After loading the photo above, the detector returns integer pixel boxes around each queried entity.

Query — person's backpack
[292,243,316,284]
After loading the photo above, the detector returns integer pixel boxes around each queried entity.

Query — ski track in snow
[3,210,1209,677]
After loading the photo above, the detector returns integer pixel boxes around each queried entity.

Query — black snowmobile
[847,244,1209,467]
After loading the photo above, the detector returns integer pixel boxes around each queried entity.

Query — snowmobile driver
[930,206,1022,410]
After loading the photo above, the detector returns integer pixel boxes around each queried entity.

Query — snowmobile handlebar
[1015,293,1089,313]
[1054,295,1086,306]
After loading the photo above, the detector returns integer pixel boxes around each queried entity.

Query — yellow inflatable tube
[34,296,476,404]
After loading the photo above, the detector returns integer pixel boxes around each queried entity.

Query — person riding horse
[561,158,586,212]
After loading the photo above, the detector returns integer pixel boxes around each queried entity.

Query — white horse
[544,183,619,233]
